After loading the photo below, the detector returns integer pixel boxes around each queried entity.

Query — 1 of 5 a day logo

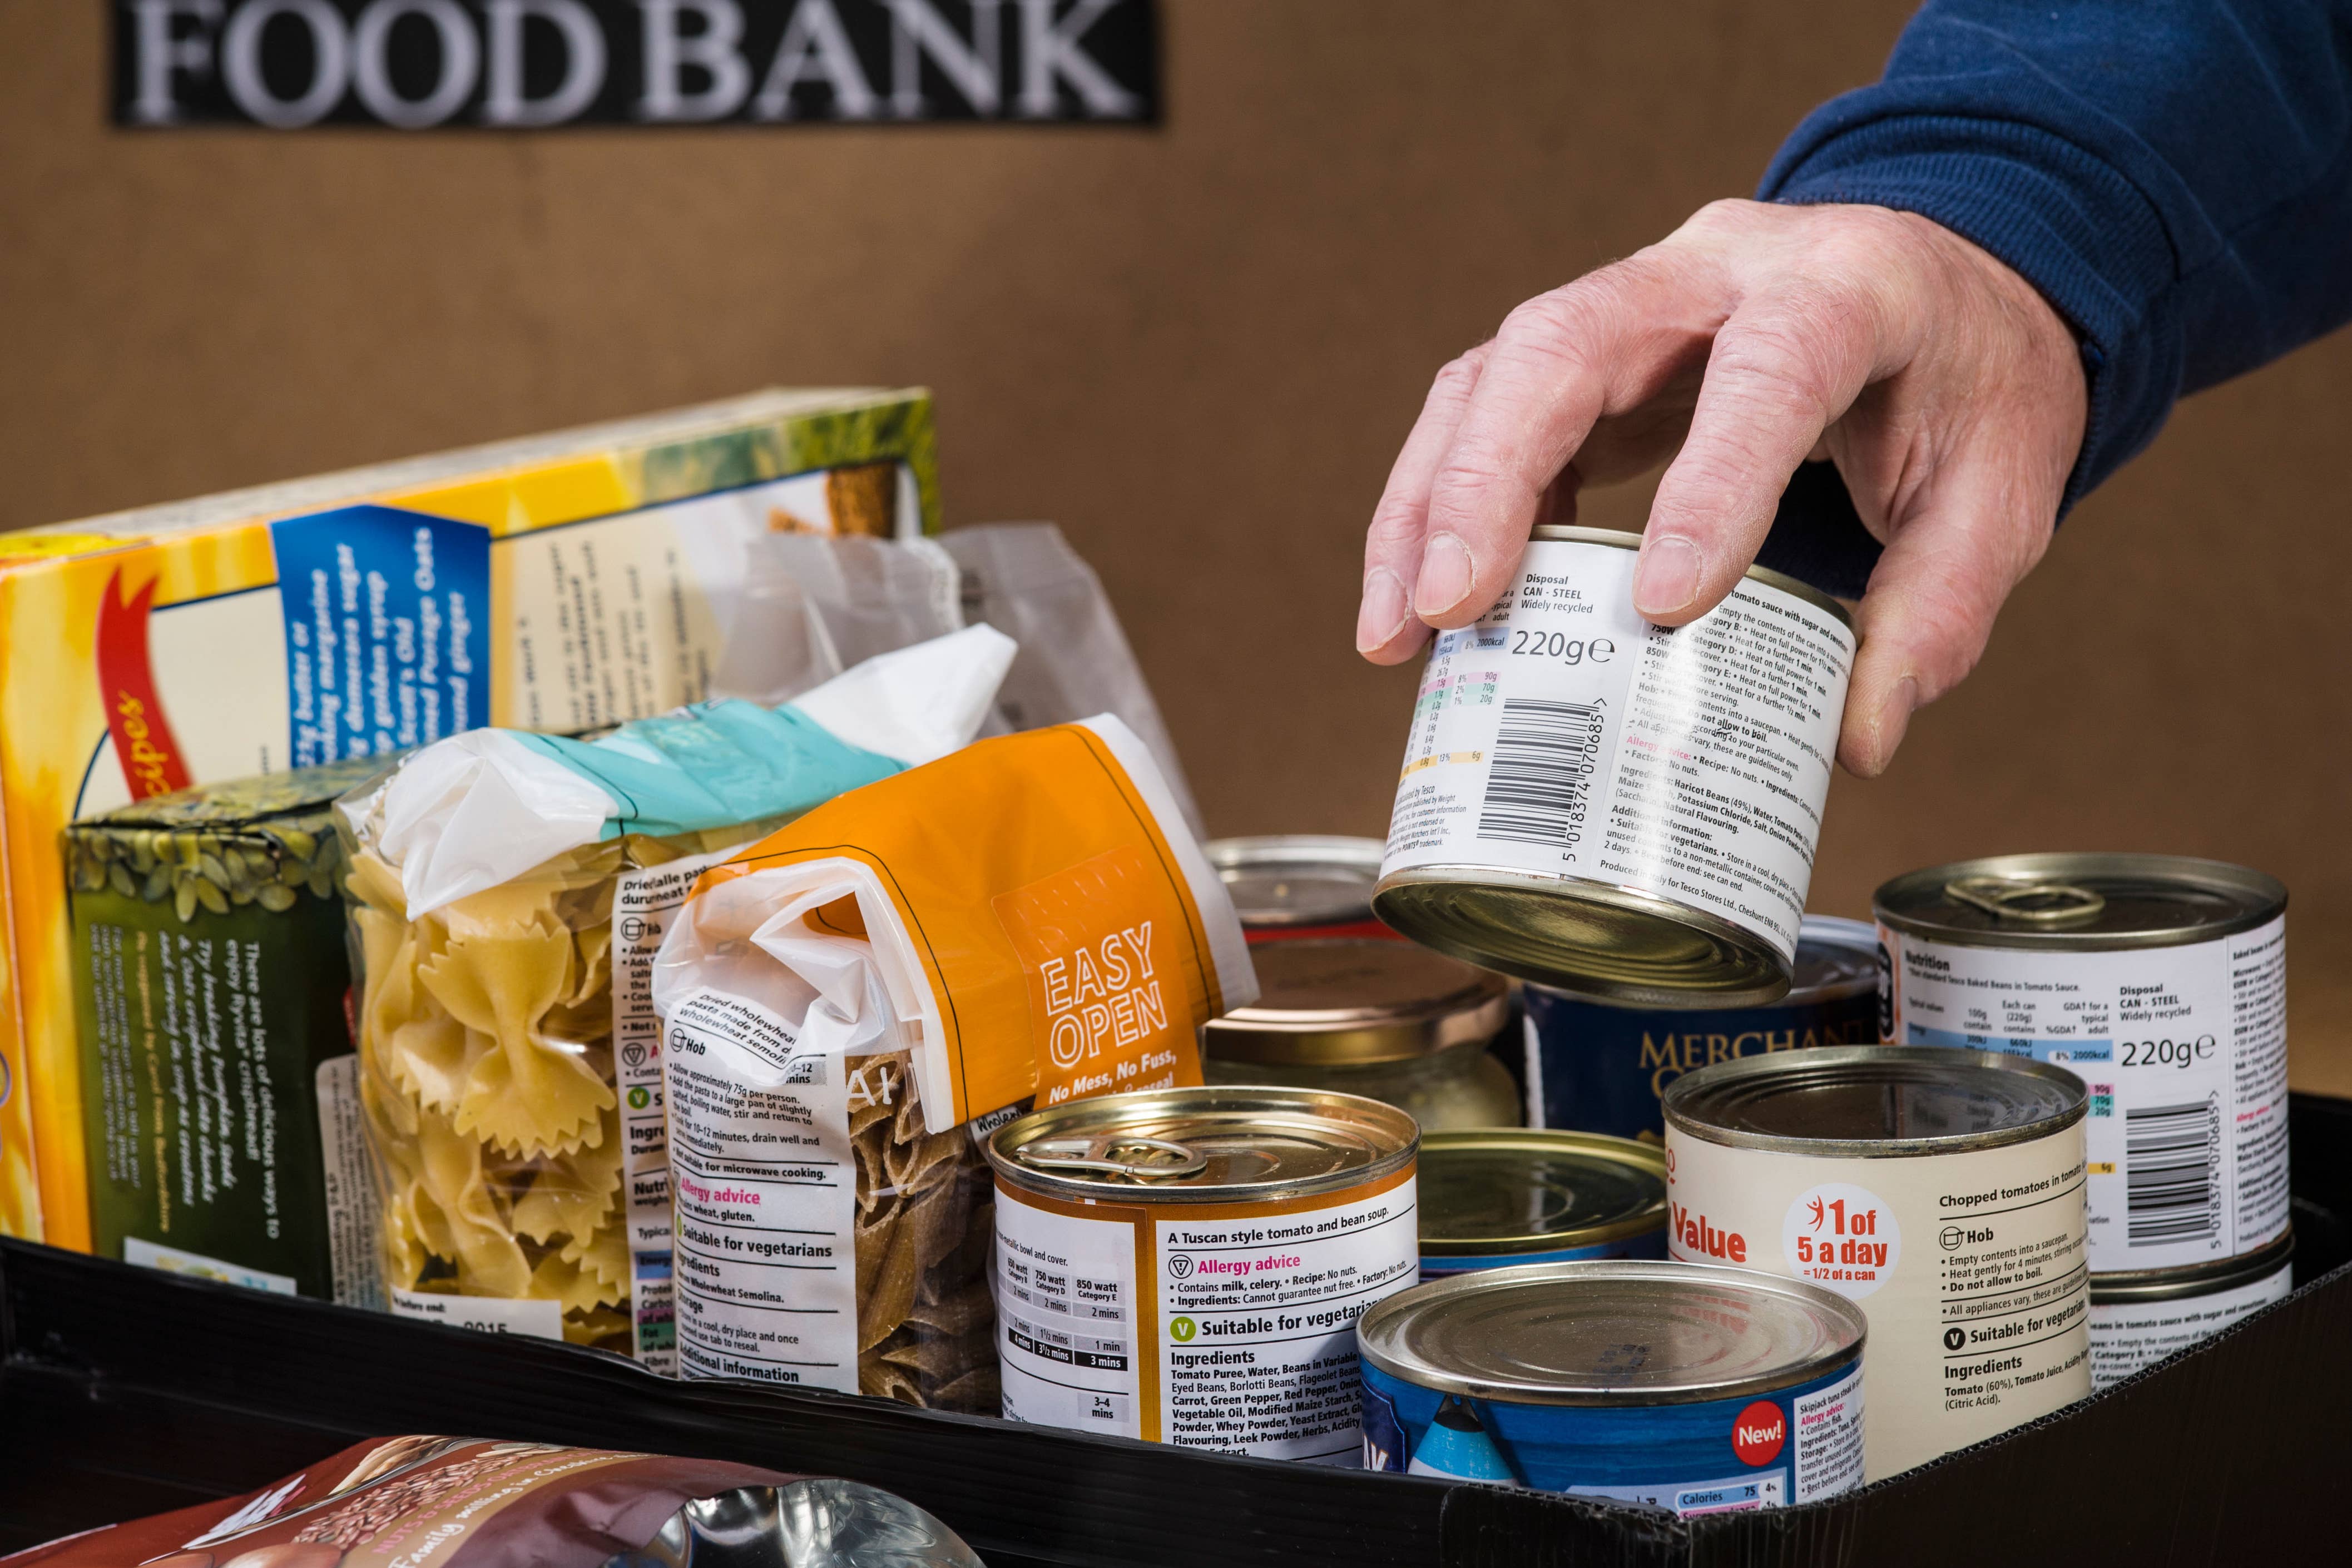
[1782,1183,1900,1299]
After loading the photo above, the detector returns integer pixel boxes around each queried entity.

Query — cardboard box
[0,388,939,1247]
[1,1092,2344,1565]
[65,757,382,1302]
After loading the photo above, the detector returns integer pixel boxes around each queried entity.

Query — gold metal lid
[1374,868,1793,1006]
[985,1085,1418,1205]
[1418,1130,1667,1258]
[1204,835,1385,929]
[1199,938,1508,1065]
[1358,1258,1865,1406]
[1874,854,2286,951]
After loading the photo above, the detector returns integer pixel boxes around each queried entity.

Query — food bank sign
[113,0,1157,127]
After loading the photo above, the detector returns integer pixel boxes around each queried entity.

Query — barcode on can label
[1477,699,1604,847]
[2123,1099,2222,1248]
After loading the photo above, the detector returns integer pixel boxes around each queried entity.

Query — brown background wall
[7,3,2349,1089]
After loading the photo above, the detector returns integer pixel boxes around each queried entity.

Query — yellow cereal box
[2,388,939,1247]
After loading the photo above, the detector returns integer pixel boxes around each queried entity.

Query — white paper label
[612,847,749,1375]
[314,1055,384,1309]
[996,1174,1420,1463]
[1667,1127,2089,1481]
[663,998,864,1390]
[2089,1261,2295,1391]
[1791,1362,1866,1502]
[1383,537,1852,960]
[1883,915,2289,1273]
[389,1286,563,1339]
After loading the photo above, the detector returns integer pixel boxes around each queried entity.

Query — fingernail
[1355,568,1412,654]
[1414,534,1475,618]
[1633,536,1701,618]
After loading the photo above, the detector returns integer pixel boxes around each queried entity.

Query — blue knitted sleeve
[1750,1,2352,598]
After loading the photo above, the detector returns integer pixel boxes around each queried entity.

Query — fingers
[1835,439,2057,777]
[1357,344,1492,663]
[1407,251,1729,632]
[1635,282,1891,623]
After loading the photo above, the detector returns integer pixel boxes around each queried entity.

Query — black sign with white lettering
[112,0,1157,128]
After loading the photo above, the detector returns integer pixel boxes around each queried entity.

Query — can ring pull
[1944,876,2107,926]
[1014,1134,1209,1180]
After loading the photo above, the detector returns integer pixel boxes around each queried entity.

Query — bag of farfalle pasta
[651,717,1256,1411]
[336,629,1014,1362]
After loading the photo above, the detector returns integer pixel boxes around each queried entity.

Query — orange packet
[652,716,1256,1134]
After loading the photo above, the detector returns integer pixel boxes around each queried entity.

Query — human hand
[1354,199,2087,777]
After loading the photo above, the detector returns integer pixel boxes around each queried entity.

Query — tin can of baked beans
[2089,1227,2295,1391]
[1662,1046,2089,1480]
[1417,1129,1667,1277]
[1206,835,1395,942]
[986,1086,1419,1464]
[1358,1259,1866,1512]
[1875,854,2289,1276]
[1522,914,1879,1141]
[1374,527,1855,1008]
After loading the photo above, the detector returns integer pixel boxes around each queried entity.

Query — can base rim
[1373,866,1793,1007]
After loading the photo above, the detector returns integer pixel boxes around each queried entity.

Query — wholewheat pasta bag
[650,716,1255,1410]
[338,628,1013,1361]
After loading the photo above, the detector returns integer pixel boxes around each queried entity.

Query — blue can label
[1521,987,1877,1142]
[1360,1355,1865,1512]
[1418,1230,1666,1279]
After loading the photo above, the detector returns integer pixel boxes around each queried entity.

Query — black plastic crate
[5,1094,2349,1566]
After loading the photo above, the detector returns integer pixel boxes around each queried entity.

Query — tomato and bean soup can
[2089,1227,2295,1391]
[1357,1259,1866,1514]
[986,1086,1419,1464]
[1875,854,2289,1276]
[1662,1046,2090,1480]
[1521,914,1880,1140]
[1374,526,1855,1009]
[1417,1129,1667,1278]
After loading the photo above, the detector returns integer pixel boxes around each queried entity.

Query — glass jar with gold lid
[1201,937,1520,1130]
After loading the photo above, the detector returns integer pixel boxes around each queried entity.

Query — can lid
[986,1086,1418,1204]
[1663,1045,2086,1157]
[1418,1131,1667,1257]
[2091,1226,2295,1303]
[1358,1258,1865,1405]
[1199,939,1508,1065]
[1874,854,2285,950]
[1374,870,1794,1006]
[1205,836,1386,929]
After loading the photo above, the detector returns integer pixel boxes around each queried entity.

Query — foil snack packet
[0,1436,980,1568]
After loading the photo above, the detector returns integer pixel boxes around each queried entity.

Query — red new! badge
[1731,1400,1786,1467]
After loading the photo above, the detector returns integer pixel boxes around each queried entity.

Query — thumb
[1838,446,2057,777]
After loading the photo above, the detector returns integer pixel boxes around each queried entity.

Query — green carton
[66,758,383,1301]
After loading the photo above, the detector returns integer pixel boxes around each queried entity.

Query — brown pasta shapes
[844,1050,999,1412]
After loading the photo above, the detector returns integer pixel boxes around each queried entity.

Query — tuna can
[1662,1046,2089,1480]
[1417,1130,1667,1277]
[1205,835,1393,942]
[1198,937,1519,1130]
[1374,525,1855,1008]
[1522,914,1880,1141]
[986,1086,1419,1464]
[1358,1259,1865,1512]
[1876,854,2289,1276]
[2089,1227,2295,1391]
